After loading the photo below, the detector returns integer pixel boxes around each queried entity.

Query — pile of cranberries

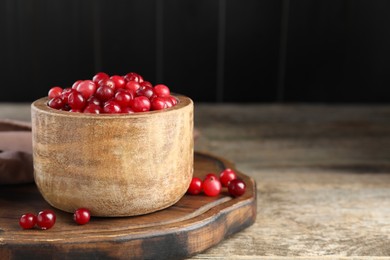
[19,208,90,230]
[187,168,246,197]
[47,72,178,114]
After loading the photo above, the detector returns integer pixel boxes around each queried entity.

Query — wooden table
[1,103,390,259]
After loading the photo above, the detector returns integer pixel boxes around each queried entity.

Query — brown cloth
[0,119,34,185]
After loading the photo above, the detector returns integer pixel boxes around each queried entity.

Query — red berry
[168,96,178,105]
[124,72,143,83]
[110,75,126,89]
[83,104,101,114]
[103,100,122,114]
[202,176,222,197]
[95,86,115,102]
[87,96,102,106]
[73,208,91,225]
[48,86,63,99]
[187,177,203,195]
[205,173,218,180]
[140,81,153,88]
[48,97,64,110]
[136,86,155,99]
[72,80,83,90]
[125,80,141,95]
[114,89,133,107]
[76,80,97,99]
[164,97,173,108]
[154,84,170,97]
[121,106,135,114]
[93,72,109,84]
[61,88,77,104]
[68,91,87,110]
[219,168,237,187]
[19,213,37,229]
[36,209,56,230]
[131,96,151,112]
[151,97,167,110]
[227,179,246,197]
[98,78,116,89]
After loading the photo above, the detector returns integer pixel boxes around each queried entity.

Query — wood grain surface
[0,152,256,260]
[1,103,390,259]
[30,96,193,217]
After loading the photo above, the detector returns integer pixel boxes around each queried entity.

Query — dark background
[1,0,390,103]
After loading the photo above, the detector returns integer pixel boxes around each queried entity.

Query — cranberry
[114,89,133,107]
[140,81,153,88]
[19,213,37,229]
[76,80,97,99]
[36,209,56,230]
[98,78,116,89]
[202,175,222,197]
[73,208,91,225]
[87,96,102,106]
[151,97,167,110]
[125,80,141,95]
[48,86,63,99]
[154,84,170,97]
[121,106,135,114]
[219,168,237,187]
[136,86,155,99]
[95,86,115,102]
[164,97,173,108]
[93,72,109,84]
[83,104,101,114]
[131,96,151,112]
[227,179,246,197]
[110,75,126,89]
[45,71,178,113]
[72,80,83,90]
[124,72,143,83]
[169,96,178,105]
[103,100,122,114]
[68,91,87,110]
[187,177,203,195]
[205,173,218,180]
[48,97,64,110]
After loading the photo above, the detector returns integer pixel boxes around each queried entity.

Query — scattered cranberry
[187,168,246,198]
[154,84,170,97]
[73,208,91,225]
[202,175,222,197]
[228,179,246,197]
[205,173,218,180]
[19,213,37,229]
[219,168,237,187]
[187,177,203,195]
[83,104,101,114]
[36,209,56,230]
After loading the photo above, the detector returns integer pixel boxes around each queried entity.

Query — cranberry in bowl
[31,73,194,217]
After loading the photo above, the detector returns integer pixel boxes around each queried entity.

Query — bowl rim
[31,94,193,119]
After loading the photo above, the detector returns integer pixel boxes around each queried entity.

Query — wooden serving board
[0,151,256,260]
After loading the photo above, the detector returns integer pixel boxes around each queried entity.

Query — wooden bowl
[31,95,193,217]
